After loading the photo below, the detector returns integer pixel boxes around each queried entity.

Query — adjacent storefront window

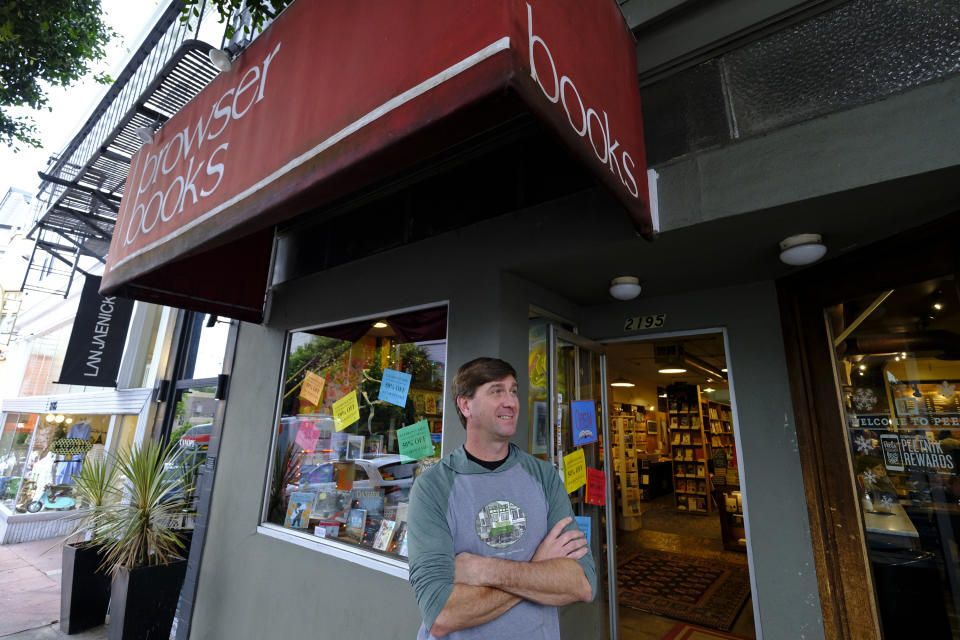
[0,413,129,514]
[264,306,447,561]
[828,274,960,637]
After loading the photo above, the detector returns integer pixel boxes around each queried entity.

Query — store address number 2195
[623,314,666,332]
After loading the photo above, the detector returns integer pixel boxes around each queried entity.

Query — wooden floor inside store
[616,494,756,640]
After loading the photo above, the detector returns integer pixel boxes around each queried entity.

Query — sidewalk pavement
[0,538,108,639]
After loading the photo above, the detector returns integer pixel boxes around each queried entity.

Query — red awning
[101,0,650,321]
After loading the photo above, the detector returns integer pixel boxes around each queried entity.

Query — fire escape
[21,1,225,298]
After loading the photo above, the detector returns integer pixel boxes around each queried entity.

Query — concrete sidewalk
[0,538,108,639]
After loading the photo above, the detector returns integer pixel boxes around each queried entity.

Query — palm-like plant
[97,441,196,575]
[67,456,120,544]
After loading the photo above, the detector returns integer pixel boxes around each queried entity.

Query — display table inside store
[864,503,920,550]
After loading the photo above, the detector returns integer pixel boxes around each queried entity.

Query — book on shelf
[687,497,697,511]
[681,433,691,444]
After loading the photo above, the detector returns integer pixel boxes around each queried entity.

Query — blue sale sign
[378,368,412,407]
[571,400,598,446]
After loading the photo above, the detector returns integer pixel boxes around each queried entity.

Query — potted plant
[96,441,196,640]
[60,455,118,634]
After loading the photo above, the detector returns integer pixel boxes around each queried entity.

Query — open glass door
[546,325,618,640]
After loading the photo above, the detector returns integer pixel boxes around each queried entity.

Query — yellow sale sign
[332,391,360,432]
[563,448,587,493]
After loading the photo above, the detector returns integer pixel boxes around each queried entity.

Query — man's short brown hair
[453,357,518,427]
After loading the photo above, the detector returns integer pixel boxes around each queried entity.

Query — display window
[0,412,128,514]
[263,306,447,562]
[827,274,960,637]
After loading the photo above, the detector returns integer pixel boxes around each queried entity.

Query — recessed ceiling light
[372,321,388,328]
[721,368,728,373]
[934,303,943,311]
[703,387,716,393]
[610,377,635,387]
[859,364,866,371]
[658,368,687,374]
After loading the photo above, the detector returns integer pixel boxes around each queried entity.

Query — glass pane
[0,412,29,510]
[264,306,447,560]
[554,336,611,640]
[827,274,960,638]
[181,314,230,380]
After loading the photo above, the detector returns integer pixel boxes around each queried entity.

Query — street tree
[182,0,294,39]
[0,0,113,149]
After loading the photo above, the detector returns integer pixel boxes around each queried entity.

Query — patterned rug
[618,549,751,631]
[661,622,753,640]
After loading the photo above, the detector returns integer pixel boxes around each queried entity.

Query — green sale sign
[398,420,435,461]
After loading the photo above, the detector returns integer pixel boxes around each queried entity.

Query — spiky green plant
[67,455,120,544]
[96,441,196,575]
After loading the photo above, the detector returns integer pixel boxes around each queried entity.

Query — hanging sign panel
[571,399,598,446]
[563,448,587,493]
[332,391,360,431]
[101,0,649,320]
[58,275,134,387]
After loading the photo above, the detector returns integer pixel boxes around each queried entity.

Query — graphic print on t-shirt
[475,500,527,548]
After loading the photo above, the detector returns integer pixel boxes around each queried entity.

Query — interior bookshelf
[667,384,712,514]
[611,407,645,518]
[705,400,735,463]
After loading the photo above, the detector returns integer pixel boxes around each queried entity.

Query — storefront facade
[89,1,960,638]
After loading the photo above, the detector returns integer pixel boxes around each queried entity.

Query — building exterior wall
[189,192,824,639]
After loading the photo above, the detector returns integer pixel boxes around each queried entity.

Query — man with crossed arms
[408,357,595,639]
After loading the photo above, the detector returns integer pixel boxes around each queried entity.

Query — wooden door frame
[776,211,960,640]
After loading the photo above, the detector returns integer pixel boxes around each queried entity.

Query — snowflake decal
[879,495,895,511]
[852,388,878,412]
[861,469,878,487]
[855,435,874,454]
[938,381,956,398]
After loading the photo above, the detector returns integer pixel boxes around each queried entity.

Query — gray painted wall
[188,219,601,639]
[582,281,825,640]
[189,195,825,640]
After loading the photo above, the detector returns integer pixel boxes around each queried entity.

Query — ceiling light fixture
[721,368,728,373]
[610,377,635,387]
[934,302,943,311]
[609,276,642,301]
[779,233,827,266]
[703,387,716,393]
[658,367,687,374]
[372,321,388,329]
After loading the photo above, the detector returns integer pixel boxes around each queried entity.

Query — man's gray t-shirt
[407,444,596,639]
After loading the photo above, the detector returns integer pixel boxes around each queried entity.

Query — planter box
[60,543,111,634]
[109,558,188,640]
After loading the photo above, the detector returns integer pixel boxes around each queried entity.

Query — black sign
[59,276,134,387]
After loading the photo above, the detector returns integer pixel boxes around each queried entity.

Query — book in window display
[344,508,367,541]
[351,488,384,516]
[284,491,315,529]
[372,519,397,551]
[362,515,383,546]
[346,434,365,460]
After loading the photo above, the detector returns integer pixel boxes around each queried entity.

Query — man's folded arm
[429,584,522,638]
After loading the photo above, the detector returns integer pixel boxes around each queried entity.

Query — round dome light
[609,276,642,300]
[779,233,827,266]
